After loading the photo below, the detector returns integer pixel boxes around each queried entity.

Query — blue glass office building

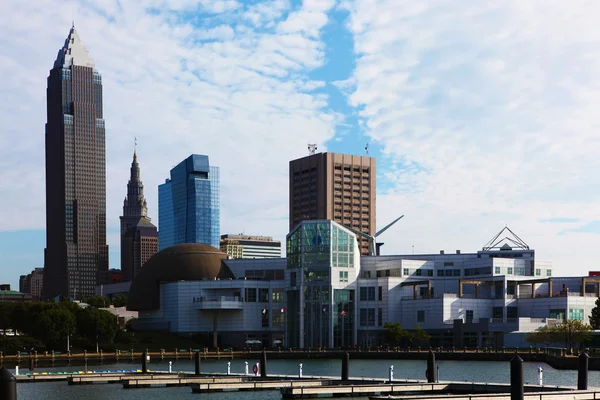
[158,155,220,250]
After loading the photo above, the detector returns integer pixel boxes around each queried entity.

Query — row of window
[359,308,383,327]
[243,288,285,303]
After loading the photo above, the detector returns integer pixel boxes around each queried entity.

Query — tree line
[0,300,119,353]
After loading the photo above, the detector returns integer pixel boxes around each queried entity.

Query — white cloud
[0,0,337,265]
[344,0,600,275]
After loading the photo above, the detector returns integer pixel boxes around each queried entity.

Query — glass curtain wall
[334,289,354,348]
[286,221,356,349]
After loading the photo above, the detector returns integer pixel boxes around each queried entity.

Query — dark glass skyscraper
[158,155,220,250]
[43,26,109,299]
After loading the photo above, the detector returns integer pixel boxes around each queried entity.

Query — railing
[193,296,241,302]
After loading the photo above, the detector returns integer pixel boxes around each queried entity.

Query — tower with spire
[120,150,158,282]
[43,25,109,300]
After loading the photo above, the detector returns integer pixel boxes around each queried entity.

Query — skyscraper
[43,26,109,299]
[158,155,220,250]
[289,152,376,255]
[120,152,158,282]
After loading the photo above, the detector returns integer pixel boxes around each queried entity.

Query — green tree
[383,322,410,346]
[555,320,592,350]
[111,295,128,308]
[76,308,117,351]
[527,321,592,350]
[81,296,110,308]
[409,325,431,344]
[38,307,76,350]
[527,326,557,346]
[589,298,600,329]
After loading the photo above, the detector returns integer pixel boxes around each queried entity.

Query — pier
[1,351,599,400]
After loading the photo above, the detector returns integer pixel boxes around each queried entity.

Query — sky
[1,0,600,289]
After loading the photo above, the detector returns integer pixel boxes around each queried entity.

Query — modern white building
[127,223,600,349]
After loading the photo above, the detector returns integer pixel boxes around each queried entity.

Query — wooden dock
[370,389,600,400]
[280,382,574,399]
[191,379,332,393]
[122,376,246,388]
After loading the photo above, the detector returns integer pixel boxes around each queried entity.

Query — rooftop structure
[220,234,281,259]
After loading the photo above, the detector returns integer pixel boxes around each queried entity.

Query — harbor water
[17,358,600,399]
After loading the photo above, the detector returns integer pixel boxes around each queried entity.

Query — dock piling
[510,355,524,400]
[537,367,543,386]
[142,351,148,374]
[0,366,17,400]
[227,362,231,375]
[260,350,267,378]
[578,351,588,390]
[341,352,349,381]
[194,351,201,375]
[245,361,249,375]
[388,365,394,383]
[299,363,303,378]
[427,350,437,383]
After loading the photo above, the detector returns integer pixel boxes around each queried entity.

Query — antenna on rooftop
[365,143,369,156]
[308,144,317,155]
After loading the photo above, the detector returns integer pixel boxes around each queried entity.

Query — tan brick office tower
[289,153,376,255]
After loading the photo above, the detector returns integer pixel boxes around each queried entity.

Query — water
[17,358,600,399]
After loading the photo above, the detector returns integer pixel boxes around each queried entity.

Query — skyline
[2,1,600,289]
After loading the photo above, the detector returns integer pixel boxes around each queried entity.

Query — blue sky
[2,0,600,289]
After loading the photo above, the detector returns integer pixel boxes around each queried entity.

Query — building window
[290,272,297,287]
[378,308,383,326]
[359,308,375,326]
[339,271,348,282]
[427,270,433,277]
[445,269,453,276]
[378,286,383,301]
[492,307,503,319]
[549,309,565,320]
[569,309,584,321]
[437,270,444,277]
[403,268,409,276]
[261,308,269,327]
[466,310,474,323]
[535,269,541,276]
[494,267,501,274]
[417,310,425,323]
[507,307,518,319]
[259,288,269,302]
[507,267,513,275]
[272,311,284,328]
[546,269,552,277]
[453,269,461,276]
[416,269,422,276]
[515,267,525,276]
[359,287,376,301]
[245,288,257,302]
[272,289,284,303]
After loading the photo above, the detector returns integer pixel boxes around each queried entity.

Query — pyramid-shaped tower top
[482,226,530,251]
[54,25,95,69]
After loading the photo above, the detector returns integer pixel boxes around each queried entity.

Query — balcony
[194,296,243,310]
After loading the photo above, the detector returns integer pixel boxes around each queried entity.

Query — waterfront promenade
[2,346,599,370]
